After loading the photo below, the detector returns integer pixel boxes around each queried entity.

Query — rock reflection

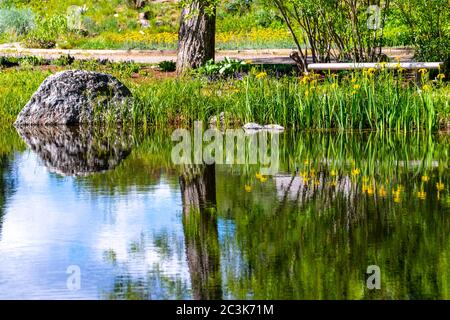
[16,126,134,176]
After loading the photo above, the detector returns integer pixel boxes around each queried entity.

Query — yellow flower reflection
[378,186,387,198]
[417,190,427,200]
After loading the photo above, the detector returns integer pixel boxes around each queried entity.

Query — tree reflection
[180,164,223,300]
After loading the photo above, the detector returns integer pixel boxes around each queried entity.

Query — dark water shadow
[15,126,135,176]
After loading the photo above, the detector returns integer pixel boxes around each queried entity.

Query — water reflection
[0,156,11,239]
[180,165,222,300]
[16,126,134,176]
[0,128,449,299]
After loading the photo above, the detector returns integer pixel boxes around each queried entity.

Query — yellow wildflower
[351,78,357,83]
[418,68,428,75]
[256,72,267,79]
[367,187,374,196]
[436,182,445,192]
[305,90,310,97]
[255,173,263,180]
[330,170,337,177]
[331,83,338,89]
[422,175,430,182]
[260,176,268,183]
[244,185,252,192]
[437,74,446,80]
[422,84,431,92]
[353,84,361,90]
[352,168,361,176]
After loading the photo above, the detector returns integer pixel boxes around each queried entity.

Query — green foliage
[224,0,252,15]
[0,64,448,131]
[158,60,176,72]
[0,7,35,36]
[111,60,141,77]
[54,54,75,66]
[195,57,249,78]
[18,55,45,67]
[23,14,68,48]
[394,0,450,72]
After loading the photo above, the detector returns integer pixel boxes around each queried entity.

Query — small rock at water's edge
[264,124,285,131]
[243,123,263,130]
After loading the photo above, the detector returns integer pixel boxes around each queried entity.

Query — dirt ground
[0,43,415,65]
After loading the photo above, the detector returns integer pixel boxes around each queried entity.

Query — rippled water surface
[0,126,449,299]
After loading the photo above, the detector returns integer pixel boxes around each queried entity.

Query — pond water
[0,125,449,300]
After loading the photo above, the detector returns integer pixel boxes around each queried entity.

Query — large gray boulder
[14,70,132,125]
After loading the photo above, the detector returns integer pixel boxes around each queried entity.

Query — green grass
[0,65,449,131]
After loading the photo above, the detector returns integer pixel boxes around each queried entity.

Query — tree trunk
[177,1,216,73]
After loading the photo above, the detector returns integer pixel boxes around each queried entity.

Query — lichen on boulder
[14,70,133,126]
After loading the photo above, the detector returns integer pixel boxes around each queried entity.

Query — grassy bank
[0,63,449,131]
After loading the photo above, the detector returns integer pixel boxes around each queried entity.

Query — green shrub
[54,54,75,66]
[23,14,68,48]
[158,60,176,72]
[23,32,56,48]
[111,61,141,77]
[0,56,19,67]
[19,55,46,67]
[0,7,35,35]
[196,58,249,78]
